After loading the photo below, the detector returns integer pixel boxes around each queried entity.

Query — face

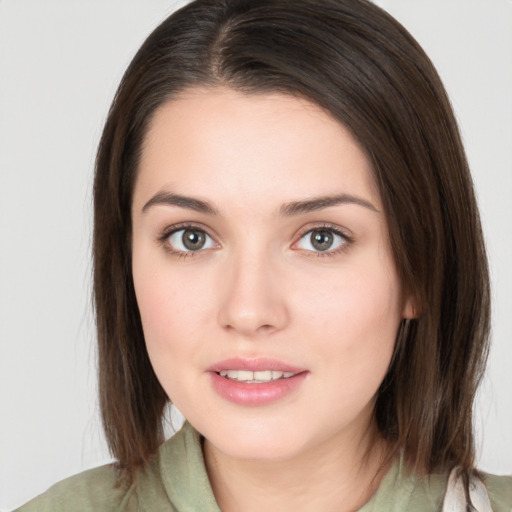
[131,88,412,462]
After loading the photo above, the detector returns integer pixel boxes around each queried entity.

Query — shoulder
[409,469,512,512]
[365,456,512,512]
[483,472,512,512]
[15,422,218,512]
[15,464,136,512]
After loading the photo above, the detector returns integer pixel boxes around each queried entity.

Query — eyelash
[296,223,353,258]
[157,222,353,259]
[158,222,212,260]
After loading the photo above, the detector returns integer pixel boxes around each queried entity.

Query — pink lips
[207,358,305,374]
[207,358,308,406]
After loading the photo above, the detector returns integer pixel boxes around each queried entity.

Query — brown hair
[93,0,490,480]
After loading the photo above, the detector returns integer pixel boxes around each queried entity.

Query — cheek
[303,271,401,420]
[134,269,201,344]
[132,250,219,373]
[297,260,402,374]
[132,263,204,403]
[301,262,402,331]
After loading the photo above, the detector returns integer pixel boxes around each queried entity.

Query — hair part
[93,0,490,481]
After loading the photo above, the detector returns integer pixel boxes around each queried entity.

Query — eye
[166,227,216,252]
[296,228,348,253]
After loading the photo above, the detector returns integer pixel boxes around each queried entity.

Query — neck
[203,422,392,512]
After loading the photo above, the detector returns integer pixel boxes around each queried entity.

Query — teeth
[254,370,272,381]
[218,370,297,382]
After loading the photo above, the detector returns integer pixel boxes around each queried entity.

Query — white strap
[442,467,493,512]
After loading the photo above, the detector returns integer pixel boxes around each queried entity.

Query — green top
[17,422,512,511]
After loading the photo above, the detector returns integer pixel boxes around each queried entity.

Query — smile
[218,370,296,383]
[208,359,308,406]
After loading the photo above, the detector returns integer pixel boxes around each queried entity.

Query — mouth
[217,369,297,383]
[207,358,308,406]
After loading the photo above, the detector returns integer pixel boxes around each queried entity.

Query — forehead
[134,87,380,214]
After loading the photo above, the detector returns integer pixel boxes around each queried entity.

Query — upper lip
[207,358,306,374]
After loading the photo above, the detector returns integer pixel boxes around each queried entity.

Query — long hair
[93,0,490,480]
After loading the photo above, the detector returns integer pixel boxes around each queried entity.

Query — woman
[17,0,511,510]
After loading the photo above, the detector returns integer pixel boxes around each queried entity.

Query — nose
[217,249,290,338]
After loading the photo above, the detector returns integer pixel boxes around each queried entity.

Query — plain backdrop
[1,0,511,510]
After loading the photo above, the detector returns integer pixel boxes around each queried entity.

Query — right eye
[296,228,348,253]
[166,227,216,253]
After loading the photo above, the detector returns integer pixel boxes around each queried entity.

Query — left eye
[167,228,216,252]
[296,228,347,252]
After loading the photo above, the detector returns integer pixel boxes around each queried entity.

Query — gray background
[1,1,511,509]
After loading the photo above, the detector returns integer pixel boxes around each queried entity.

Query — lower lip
[209,371,308,406]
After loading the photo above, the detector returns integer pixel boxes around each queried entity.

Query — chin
[194,414,315,462]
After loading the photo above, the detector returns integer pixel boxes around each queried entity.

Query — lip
[207,357,306,374]
[207,358,308,406]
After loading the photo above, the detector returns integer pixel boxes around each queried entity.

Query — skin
[131,87,413,511]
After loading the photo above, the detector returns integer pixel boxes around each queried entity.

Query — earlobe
[402,295,418,320]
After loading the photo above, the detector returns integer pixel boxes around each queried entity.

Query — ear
[402,293,418,319]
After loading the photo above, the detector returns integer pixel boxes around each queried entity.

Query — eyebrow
[141,191,378,216]
[142,192,220,215]
[280,194,378,215]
